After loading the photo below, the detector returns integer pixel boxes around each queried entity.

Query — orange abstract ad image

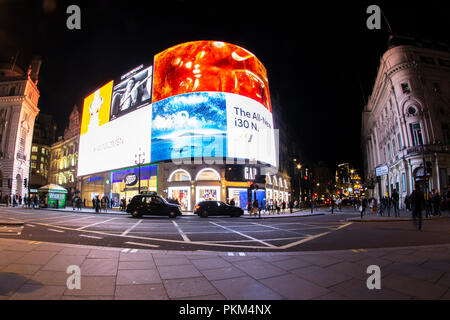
[80,80,113,135]
[153,41,271,112]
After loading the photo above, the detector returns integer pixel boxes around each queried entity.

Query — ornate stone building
[362,36,450,205]
[30,113,56,189]
[0,57,41,199]
[49,105,80,200]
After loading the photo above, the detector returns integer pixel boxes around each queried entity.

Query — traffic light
[24,178,28,188]
[426,161,432,175]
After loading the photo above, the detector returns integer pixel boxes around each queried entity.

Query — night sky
[1,0,449,175]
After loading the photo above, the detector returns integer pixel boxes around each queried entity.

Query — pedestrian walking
[289,200,293,213]
[392,189,399,217]
[95,196,100,213]
[432,190,441,216]
[253,199,259,216]
[425,192,432,218]
[411,185,425,230]
[360,198,367,219]
[281,200,286,214]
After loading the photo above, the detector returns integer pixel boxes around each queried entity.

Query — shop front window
[169,169,191,182]
[196,186,220,204]
[196,168,220,181]
[168,187,190,211]
[228,187,247,209]
[110,165,158,207]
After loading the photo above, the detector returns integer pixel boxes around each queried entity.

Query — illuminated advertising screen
[152,41,271,111]
[78,41,276,177]
[78,104,152,176]
[80,81,114,136]
[151,92,227,163]
[110,65,153,121]
[151,91,276,166]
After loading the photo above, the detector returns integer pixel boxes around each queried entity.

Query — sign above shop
[124,173,138,186]
[225,165,265,183]
[375,165,389,176]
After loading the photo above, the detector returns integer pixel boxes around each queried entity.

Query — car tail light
[195,206,200,210]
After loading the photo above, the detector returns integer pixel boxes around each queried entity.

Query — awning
[38,184,68,193]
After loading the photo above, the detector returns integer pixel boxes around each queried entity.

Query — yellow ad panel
[80,80,113,135]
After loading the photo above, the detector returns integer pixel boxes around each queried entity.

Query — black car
[126,194,182,218]
[194,201,244,218]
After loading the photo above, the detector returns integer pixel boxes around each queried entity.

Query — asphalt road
[0,207,449,252]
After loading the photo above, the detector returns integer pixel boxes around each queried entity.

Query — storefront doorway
[111,165,157,207]
[168,186,190,211]
[227,187,247,209]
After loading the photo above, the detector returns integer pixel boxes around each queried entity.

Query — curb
[244,213,325,219]
[347,216,448,222]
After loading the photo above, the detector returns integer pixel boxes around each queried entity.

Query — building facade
[49,105,80,201]
[30,113,56,189]
[362,36,450,205]
[78,41,291,210]
[0,58,41,199]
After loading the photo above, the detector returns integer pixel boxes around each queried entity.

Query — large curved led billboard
[152,41,271,111]
[78,41,276,177]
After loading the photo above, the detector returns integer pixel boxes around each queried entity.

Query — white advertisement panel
[78,105,152,176]
[226,93,276,167]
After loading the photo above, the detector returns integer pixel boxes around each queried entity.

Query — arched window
[195,168,221,181]
[168,169,191,182]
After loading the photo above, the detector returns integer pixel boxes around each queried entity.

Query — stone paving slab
[0,238,449,300]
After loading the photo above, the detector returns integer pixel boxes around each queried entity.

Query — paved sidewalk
[348,210,450,222]
[0,238,449,300]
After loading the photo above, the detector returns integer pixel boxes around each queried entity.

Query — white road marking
[76,218,120,231]
[209,222,277,248]
[48,228,65,233]
[279,222,353,249]
[79,234,103,239]
[125,241,160,248]
[200,236,306,244]
[171,220,191,242]
[50,215,97,225]
[238,252,245,256]
[120,219,143,236]
[228,252,234,256]
[121,248,130,253]
[250,222,313,235]
[130,249,138,253]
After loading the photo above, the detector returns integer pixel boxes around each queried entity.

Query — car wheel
[201,210,208,218]
[168,211,176,219]
[132,210,142,218]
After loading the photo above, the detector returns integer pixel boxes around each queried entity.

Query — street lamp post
[297,164,302,205]
[135,148,146,194]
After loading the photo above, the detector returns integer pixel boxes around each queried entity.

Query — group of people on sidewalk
[2,194,41,209]
[245,199,298,216]
[355,186,447,230]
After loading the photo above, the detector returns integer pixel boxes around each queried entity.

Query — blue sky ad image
[151,92,228,162]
